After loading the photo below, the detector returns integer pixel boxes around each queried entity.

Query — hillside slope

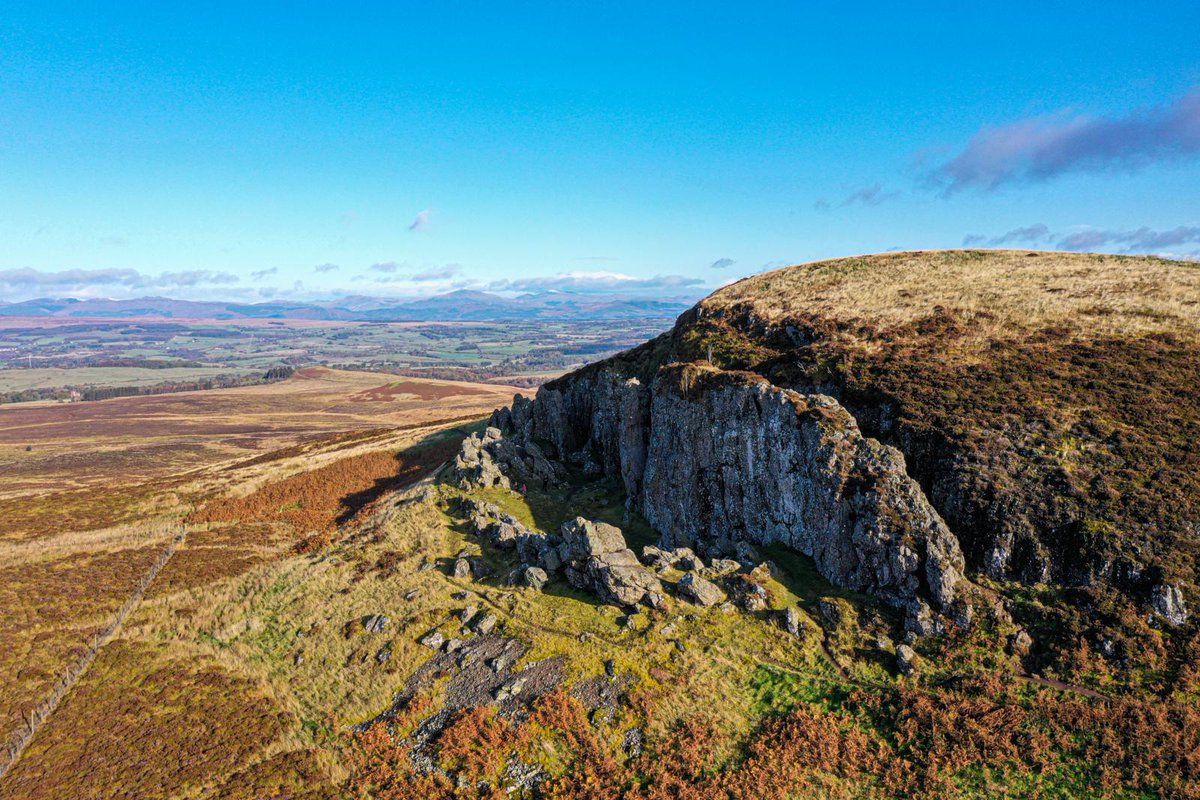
[502,250,1198,683]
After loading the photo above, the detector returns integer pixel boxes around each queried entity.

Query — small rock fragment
[419,630,445,649]
[896,643,917,677]
[523,566,549,590]
[781,606,804,638]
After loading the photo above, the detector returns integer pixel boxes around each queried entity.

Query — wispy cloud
[0,267,241,298]
[962,222,1200,255]
[155,270,240,287]
[0,267,143,289]
[710,258,736,270]
[929,87,1200,193]
[250,267,278,280]
[408,208,432,232]
[486,270,704,295]
[961,223,1053,247]
[313,262,340,273]
[410,263,463,282]
[840,183,900,207]
[814,183,900,211]
[370,261,401,273]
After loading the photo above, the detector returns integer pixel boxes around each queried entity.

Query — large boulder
[558,517,628,561]
[556,519,662,607]
[677,573,726,607]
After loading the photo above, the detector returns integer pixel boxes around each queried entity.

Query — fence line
[0,526,187,781]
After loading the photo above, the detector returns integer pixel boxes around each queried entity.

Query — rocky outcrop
[461,500,662,609]
[1152,583,1189,626]
[455,425,563,492]
[485,362,971,626]
[558,518,663,607]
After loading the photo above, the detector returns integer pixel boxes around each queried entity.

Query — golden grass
[0,639,297,800]
[709,250,1200,344]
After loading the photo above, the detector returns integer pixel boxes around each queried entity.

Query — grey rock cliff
[484,362,970,624]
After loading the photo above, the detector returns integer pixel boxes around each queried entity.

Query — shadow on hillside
[334,424,480,526]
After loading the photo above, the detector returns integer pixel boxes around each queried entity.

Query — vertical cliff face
[500,361,969,624]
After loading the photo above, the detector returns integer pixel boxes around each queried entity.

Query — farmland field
[0,316,672,402]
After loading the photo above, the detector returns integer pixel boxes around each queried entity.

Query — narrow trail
[0,526,188,782]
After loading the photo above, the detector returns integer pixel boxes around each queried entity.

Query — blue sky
[2,2,1199,302]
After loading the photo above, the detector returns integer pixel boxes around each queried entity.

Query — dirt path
[0,526,187,782]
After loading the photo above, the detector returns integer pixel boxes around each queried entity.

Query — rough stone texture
[523,566,548,590]
[483,364,968,622]
[781,606,804,637]
[454,428,510,490]
[555,518,662,607]
[1151,583,1189,626]
[559,517,627,561]
[677,573,725,607]
[896,643,917,676]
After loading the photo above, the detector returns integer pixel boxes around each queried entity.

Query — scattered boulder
[552,518,663,607]
[781,606,804,638]
[419,630,445,650]
[376,642,392,663]
[673,548,704,572]
[640,545,672,570]
[708,558,742,576]
[896,643,917,676]
[559,517,627,561]
[452,558,472,579]
[729,575,770,612]
[1007,629,1034,658]
[362,614,390,633]
[523,566,549,590]
[474,614,499,636]
[677,573,725,607]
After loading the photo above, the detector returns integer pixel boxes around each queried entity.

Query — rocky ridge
[457,361,972,632]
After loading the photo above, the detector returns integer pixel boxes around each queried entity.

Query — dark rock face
[488,364,969,623]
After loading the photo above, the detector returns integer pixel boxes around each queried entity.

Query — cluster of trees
[0,365,297,405]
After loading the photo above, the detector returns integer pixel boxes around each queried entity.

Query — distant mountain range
[0,289,696,321]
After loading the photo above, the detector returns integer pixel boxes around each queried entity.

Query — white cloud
[408,208,432,232]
